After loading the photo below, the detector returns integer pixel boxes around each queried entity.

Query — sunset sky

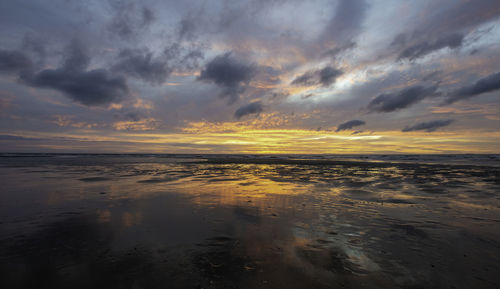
[1,0,499,153]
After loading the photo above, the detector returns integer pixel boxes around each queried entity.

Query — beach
[1,154,499,288]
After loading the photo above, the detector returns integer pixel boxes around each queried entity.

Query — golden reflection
[124,164,314,210]
[97,209,112,223]
[122,211,144,227]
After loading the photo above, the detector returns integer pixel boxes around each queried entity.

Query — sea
[1,154,499,288]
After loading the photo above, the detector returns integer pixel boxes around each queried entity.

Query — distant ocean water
[1,153,499,166]
[1,154,499,288]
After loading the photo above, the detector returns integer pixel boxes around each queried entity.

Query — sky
[0,0,500,154]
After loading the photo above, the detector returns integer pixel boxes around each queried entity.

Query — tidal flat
[1,154,499,289]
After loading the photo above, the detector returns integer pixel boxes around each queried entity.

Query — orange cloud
[112,118,160,131]
[52,115,99,129]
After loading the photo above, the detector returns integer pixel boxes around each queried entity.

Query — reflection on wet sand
[1,155,500,288]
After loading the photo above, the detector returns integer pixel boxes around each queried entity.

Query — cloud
[176,6,208,41]
[402,119,454,132]
[319,0,368,51]
[112,117,159,131]
[319,66,343,86]
[445,72,500,104]
[425,0,500,34]
[110,43,204,86]
[113,49,171,84]
[391,0,500,61]
[0,134,40,141]
[22,33,47,66]
[141,6,154,26]
[291,66,343,87]
[107,2,155,40]
[421,70,442,82]
[234,101,263,119]
[367,85,439,113]
[27,69,128,106]
[60,40,90,72]
[0,91,14,109]
[22,42,128,106]
[397,33,464,61]
[2,0,500,148]
[336,119,365,132]
[51,115,98,129]
[163,43,205,72]
[0,50,32,74]
[291,71,315,86]
[198,52,255,103]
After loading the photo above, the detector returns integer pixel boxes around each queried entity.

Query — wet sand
[1,154,500,289]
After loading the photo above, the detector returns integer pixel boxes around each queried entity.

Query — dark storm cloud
[336,120,365,132]
[163,43,205,72]
[397,33,464,61]
[429,0,500,33]
[291,66,343,87]
[0,50,32,74]
[141,6,154,26]
[199,53,255,87]
[319,67,343,86]
[112,49,171,84]
[320,0,368,51]
[402,119,454,132]
[198,52,256,103]
[1,42,127,106]
[107,1,155,40]
[60,40,90,72]
[391,0,500,61]
[26,69,128,106]
[234,101,263,119]
[178,49,204,70]
[291,71,315,86]
[21,42,128,106]
[367,85,439,113]
[445,72,500,104]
